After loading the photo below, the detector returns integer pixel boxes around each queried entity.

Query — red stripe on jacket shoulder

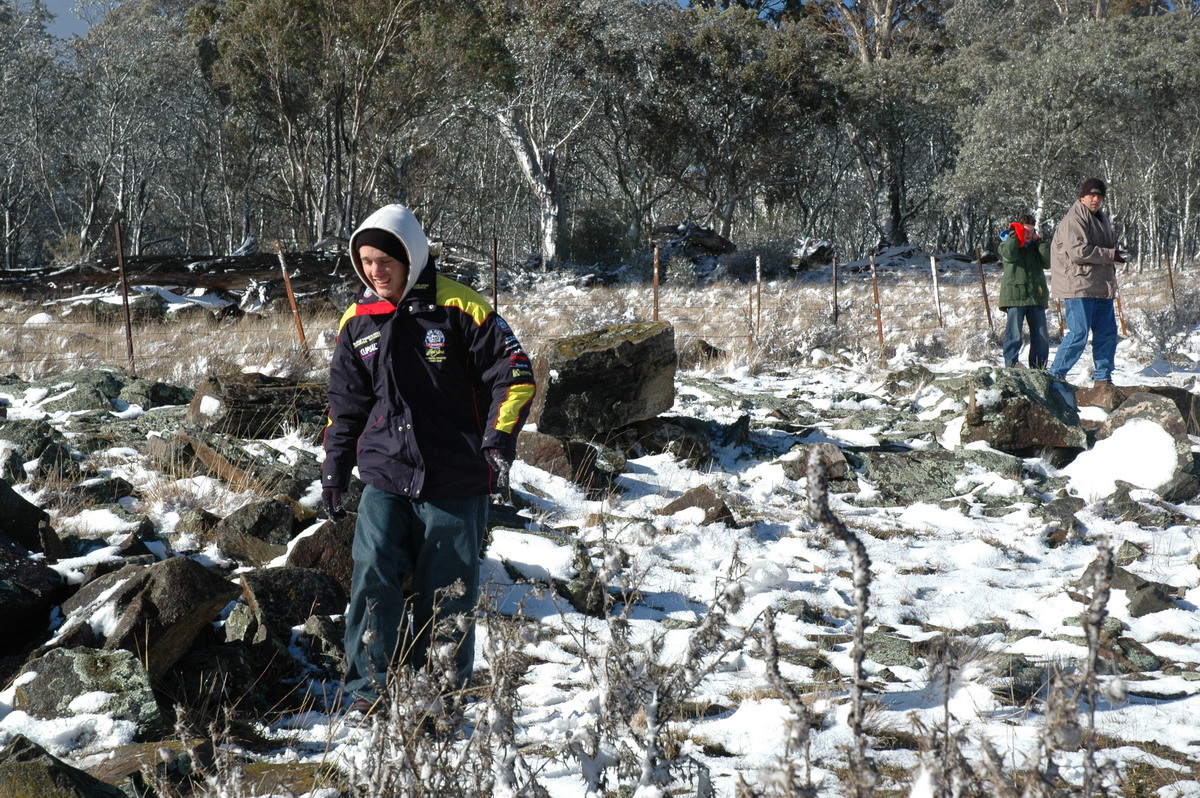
[338,299,396,332]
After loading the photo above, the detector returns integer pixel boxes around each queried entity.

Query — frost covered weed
[805,447,877,798]
[561,544,748,796]
[1125,286,1200,363]
[743,607,817,798]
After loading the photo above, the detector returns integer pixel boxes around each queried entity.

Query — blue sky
[41,0,89,38]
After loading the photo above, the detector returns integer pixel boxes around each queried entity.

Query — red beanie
[1079,178,1107,199]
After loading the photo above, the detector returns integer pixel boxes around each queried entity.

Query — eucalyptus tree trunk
[494,107,563,267]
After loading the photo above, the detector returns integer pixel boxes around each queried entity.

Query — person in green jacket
[998,213,1052,368]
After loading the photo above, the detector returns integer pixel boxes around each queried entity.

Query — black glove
[1114,247,1127,264]
[321,486,348,522]
[484,448,511,497]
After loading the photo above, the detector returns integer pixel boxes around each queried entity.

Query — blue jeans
[1050,298,1117,382]
[1003,306,1048,368]
[343,485,486,702]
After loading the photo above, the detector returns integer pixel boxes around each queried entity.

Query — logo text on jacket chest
[354,331,381,360]
[424,329,447,363]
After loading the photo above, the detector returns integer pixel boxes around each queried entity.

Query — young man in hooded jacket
[321,204,535,713]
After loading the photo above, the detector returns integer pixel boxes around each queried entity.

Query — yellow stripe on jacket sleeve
[495,383,536,434]
[437,277,492,325]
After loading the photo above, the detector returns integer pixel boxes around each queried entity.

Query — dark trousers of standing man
[342,484,486,703]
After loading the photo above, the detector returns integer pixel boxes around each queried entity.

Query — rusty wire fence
[0,254,1194,386]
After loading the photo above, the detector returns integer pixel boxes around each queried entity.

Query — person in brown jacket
[1048,178,1126,403]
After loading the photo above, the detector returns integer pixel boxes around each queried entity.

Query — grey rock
[656,484,738,527]
[0,541,65,655]
[0,735,127,797]
[0,478,60,555]
[530,321,676,437]
[15,648,161,733]
[954,368,1088,453]
[238,567,347,643]
[213,497,297,548]
[860,448,1023,506]
[52,557,241,679]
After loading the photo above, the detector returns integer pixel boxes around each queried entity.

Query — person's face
[1081,193,1104,212]
[359,245,409,301]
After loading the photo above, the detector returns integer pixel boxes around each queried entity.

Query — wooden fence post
[930,255,943,327]
[275,241,308,350]
[975,248,995,338]
[832,256,839,325]
[114,220,136,377]
[491,237,499,311]
[1165,253,1178,314]
[653,246,660,322]
[755,255,763,336]
[747,279,755,361]
[1114,273,1128,336]
[870,254,885,363]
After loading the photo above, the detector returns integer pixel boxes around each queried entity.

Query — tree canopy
[3,0,1199,269]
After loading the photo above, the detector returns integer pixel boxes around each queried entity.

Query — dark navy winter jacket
[322,257,535,499]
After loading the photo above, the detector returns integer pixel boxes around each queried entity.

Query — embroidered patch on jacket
[355,331,381,360]
[424,329,447,363]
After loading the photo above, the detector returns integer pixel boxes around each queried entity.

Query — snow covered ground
[2,274,1200,796]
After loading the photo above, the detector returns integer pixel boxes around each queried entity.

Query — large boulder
[957,369,1087,453]
[146,429,321,500]
[213,498,298,548]
[186,372,326,439]
[516,431,626,498]
[530,321,676,438]
[861,448,1024,506]
[0,735,128,797]
[0,540,66,655]
[1099,392,1191,475]
[284,518,356,593]
[237,567,347,643]
[49,557,241,679]
[29,369,126,413]
[0,479,60,555]
[14,648,162,734]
